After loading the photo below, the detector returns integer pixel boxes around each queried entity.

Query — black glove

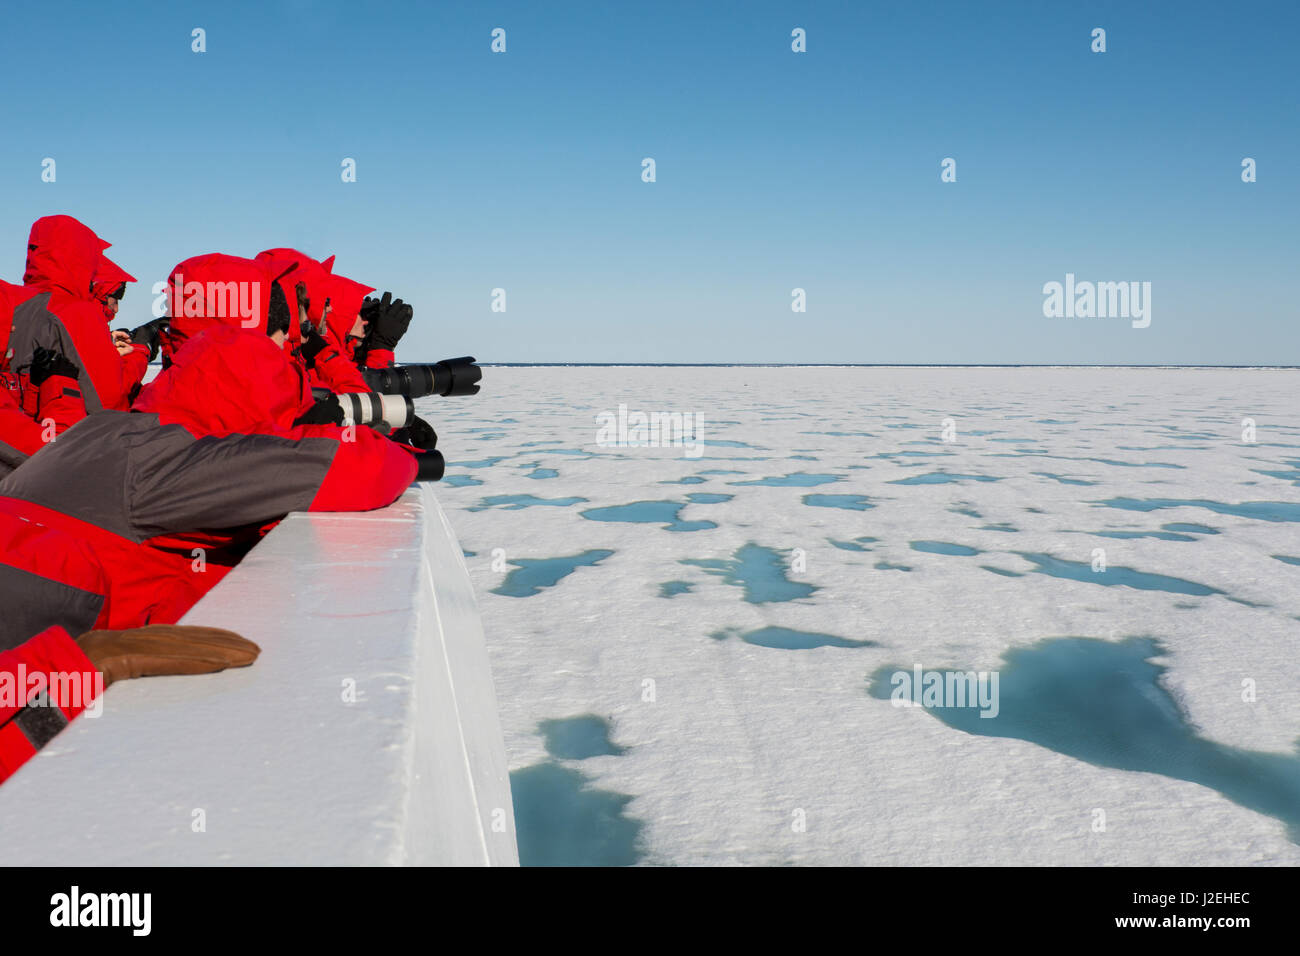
[358,294,382,326]
[292,394,344,426]
[30,347,81,386]
[413,449,445,482]
[362,292,413,351]
[130,318,169,362]
[391,415,437,450]
[298,330,330,366]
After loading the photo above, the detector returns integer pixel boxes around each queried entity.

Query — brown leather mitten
[74,626,261,687]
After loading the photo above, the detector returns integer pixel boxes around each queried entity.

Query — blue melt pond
[538,715,626,759]
[875,561,912,571]
[526,468,560,479]
[982,565,1024,578]
[890,472,1001,485]
[829,536,878,552]
[683,543,815,603]
[1098,498,1300,523]
[510,763,643,866]
[911,541,980,556]
[493,550,614,598]
[1033,472,1097,486]
[1017,552,1222,596]
[803,494,873,511]
[730,472,843,487]
[581,500,717,532]
[468,494,587,512]
[717,626,874,650]
[441,474,484,488]
[1092,530,1197,542]
[660,580,694,597]
[867,636,1300,844]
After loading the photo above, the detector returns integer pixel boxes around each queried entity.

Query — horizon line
[470,362,1300,370]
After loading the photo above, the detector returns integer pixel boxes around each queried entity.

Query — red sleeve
[0,627,100,784]
[303,425,418,512]
[310,341,371,393]
[0,627,96,724]
[58,304,147,411]
[362,348,395,369]
[35,372,87,436]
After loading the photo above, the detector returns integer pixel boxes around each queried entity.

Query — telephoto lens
[361,357,482,398]
[334,391,415,429]
[305,388,412,429]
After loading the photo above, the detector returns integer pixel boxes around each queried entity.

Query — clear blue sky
[1,0,1295,364]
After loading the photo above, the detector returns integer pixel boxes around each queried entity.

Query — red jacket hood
[91,252,136,303]
[255,248,335,338]
[133,324,311,436]
[23,216,111,300]
[322,272,376,344]
[166,253,298,349]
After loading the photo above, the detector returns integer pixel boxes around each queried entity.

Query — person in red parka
[92,251,135,324]
[252,247,374,394]
[162,251,300,364]
[8,216,153,413]
[0,623,259,784]
[320,271,376,364]
[302,272,379,394]
[0,278,86,477]
[254,247,333,352]
[0,262,441,630]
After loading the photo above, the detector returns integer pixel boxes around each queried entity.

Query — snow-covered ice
[419,366,1300,865]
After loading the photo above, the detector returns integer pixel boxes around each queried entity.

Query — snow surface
[419,366,1300,865]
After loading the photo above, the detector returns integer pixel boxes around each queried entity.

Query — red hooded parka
[9,216,149,414]
[0,322,418,630]
[0,278,85,476]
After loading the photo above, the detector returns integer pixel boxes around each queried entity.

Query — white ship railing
[0,485,518,866]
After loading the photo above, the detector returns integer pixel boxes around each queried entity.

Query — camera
[309,387,414,429]
[360,356,481,398]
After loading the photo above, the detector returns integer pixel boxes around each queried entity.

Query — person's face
[270,328,288,348]
[106,297,119,316]
[349,314,367,339]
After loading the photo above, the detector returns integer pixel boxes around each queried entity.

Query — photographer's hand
[363,292,414,351]
[76,625,260,687]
